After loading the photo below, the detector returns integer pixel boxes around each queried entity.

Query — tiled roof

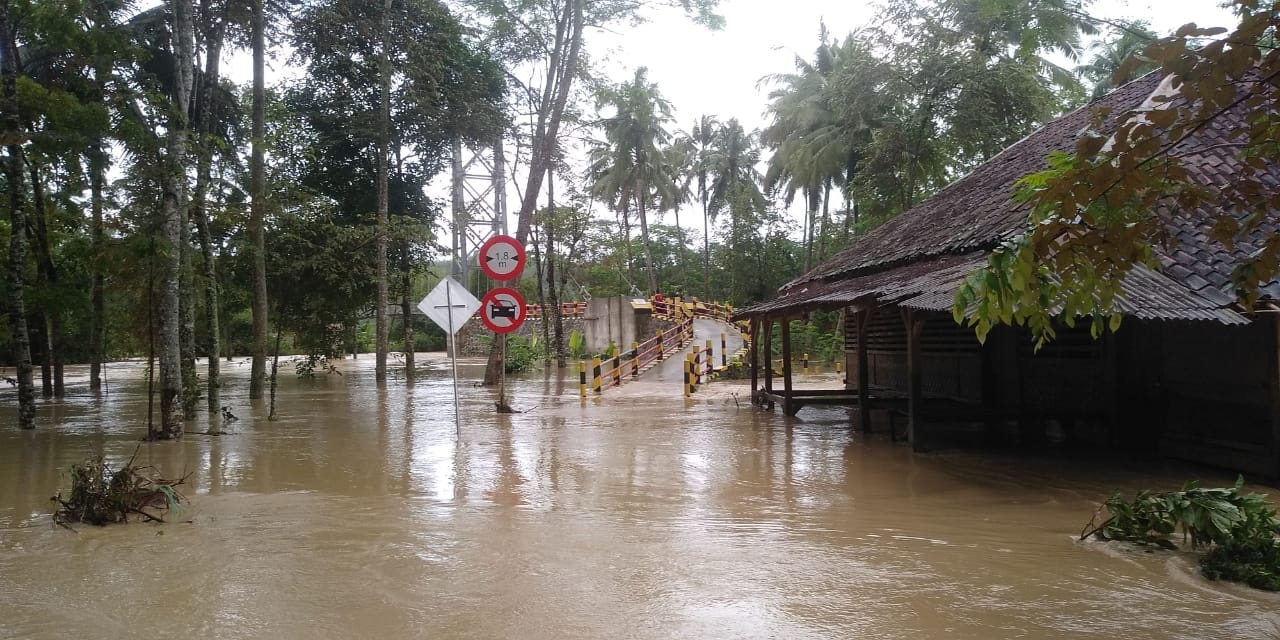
[741,71,1279,323]
[1159,93,1280,304]
[734,250,1249,325]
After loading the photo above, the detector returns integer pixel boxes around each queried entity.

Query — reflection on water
[1,355,1278,639]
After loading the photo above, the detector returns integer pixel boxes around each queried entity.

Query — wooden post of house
[903,309,926,450]
[763,319,774,410]
[749,319,760,403]
[856,308,872,433]
[781,317,795,416]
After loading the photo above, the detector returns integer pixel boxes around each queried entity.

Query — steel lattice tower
[450,139,507,291]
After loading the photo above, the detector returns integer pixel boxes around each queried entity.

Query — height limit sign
[479,235,526,281]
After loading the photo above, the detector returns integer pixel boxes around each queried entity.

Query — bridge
[568,297,748,398]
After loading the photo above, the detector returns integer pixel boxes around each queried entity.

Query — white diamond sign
[418,277,480,336]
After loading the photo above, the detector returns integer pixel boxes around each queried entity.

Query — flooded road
[1,352,1278,639]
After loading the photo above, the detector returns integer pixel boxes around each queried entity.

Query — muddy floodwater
[2,353,1279,639]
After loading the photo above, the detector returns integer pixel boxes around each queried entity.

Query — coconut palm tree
[586,67,678,295]
[937,0,1097,91]
[1077,22,1157,99]
[673,115,719,297]
[706,119,766,273]
[761,23,846,270]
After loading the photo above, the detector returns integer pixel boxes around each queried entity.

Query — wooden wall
[842,307,1279,476]
[844,308,981,403]
[1121,318,1277,476]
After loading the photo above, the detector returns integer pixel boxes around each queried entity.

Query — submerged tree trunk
[248,0,268,400]
[374,0,392,385]
[179,173,197,418]
[401,266,414,381]
[532,217,549,367]
[154,0,195,439]
[193,14,225,413]
[89,143,106,392]
[28,164,61,398]
[5,0,35,429]
[544,169,559,367]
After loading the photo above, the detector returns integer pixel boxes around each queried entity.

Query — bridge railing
[529,296,735,322]
[526,301,587,318]
[650,296,734,322]
[579,315,694,398]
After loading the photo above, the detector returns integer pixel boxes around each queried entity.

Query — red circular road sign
[479,287,527,334]
[478,235,526,281]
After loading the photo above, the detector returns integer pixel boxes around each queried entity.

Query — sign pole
[446,282,460,434]
[419,276,480,433]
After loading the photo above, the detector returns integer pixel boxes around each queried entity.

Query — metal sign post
[418,277,481,433]
[477,234,526,412]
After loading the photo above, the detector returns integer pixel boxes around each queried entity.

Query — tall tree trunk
[85,0,116,395]
[374,0,392,385]
[620,196,634,286]
[179,171,197,418]
[536,168,553,366]
[401,266,414,381]
[548,170,564,368]
[155,0,195,438]
[27,164,60,398]
[248,0,268,399]
[637,189,657,295]
[193,10,225,413]
[89,143,106,392]
[484,0,584,386]
[532,215,548,366]
[803,187,817,272]
[702,195,710,299]
[818,182,831,262]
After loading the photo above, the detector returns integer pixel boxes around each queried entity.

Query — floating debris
[51,452,188,529]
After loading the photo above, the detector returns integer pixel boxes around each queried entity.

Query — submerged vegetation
[1081,478,1280,591]
[51,455,188,528]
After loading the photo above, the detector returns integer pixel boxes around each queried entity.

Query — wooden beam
[857,308,872,433]
[781,318,795,416]
[902,308,926,450]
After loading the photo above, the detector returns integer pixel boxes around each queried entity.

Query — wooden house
[735,73,1280,478]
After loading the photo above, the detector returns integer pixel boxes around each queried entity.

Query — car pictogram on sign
[489,300,519,318]
[479,288,526,334]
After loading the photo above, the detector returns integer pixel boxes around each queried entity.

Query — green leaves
[1083,479,1280,591]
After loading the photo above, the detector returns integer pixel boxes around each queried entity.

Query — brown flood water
[2,353,1279,639]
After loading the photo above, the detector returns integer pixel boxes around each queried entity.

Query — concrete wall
[582,296,653,354]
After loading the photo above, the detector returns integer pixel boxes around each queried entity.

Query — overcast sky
[596,0,1238,135]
